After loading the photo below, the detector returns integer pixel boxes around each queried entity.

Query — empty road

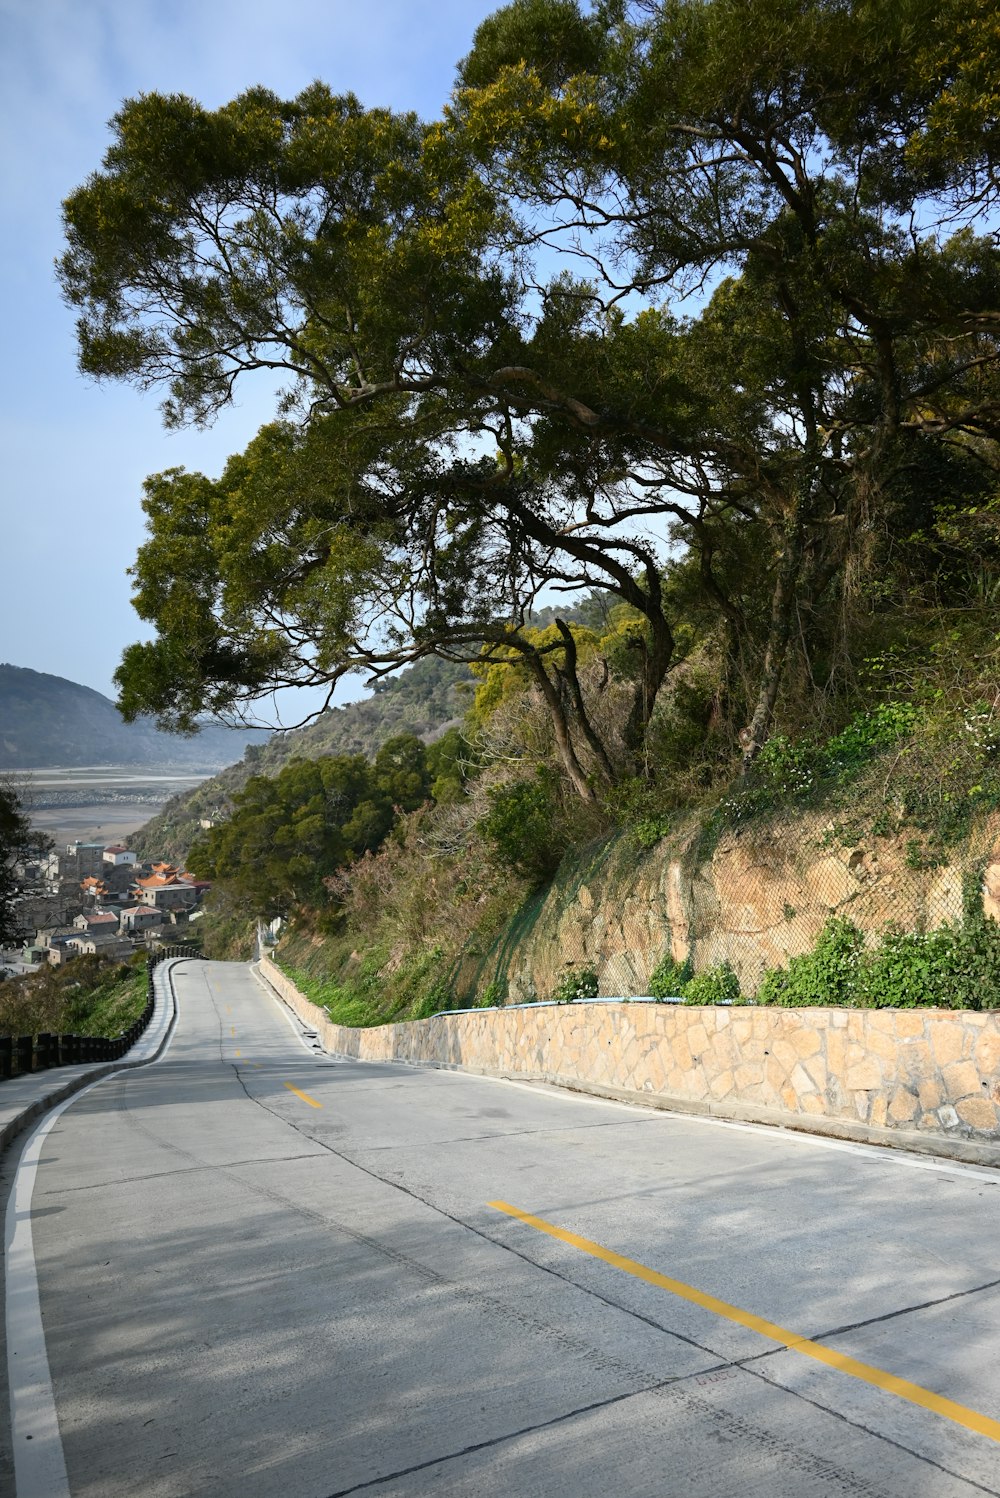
[3,958,1000,1496]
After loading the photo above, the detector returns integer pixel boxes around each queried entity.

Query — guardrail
[0,945,201,1081]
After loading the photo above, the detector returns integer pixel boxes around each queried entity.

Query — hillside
[127,656,472,861]
[0,665,266,769]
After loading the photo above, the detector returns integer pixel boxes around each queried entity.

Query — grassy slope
[0,954,149,1038]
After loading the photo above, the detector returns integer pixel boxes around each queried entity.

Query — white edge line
[482,1071,1000,1183]
[248,961,341,1062]
[5,959,181,1498]
[244,962,998,1184]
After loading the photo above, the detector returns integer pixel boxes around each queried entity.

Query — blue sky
[0,0,498,715]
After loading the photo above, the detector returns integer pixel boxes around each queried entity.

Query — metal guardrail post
[0,947,181,1083]
[33,1033,54,1071]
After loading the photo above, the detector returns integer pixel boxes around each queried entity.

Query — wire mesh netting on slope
[486,811,1000,1005]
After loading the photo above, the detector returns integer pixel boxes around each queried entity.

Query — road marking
[230,1026,235,1036]
[249,963,337,1059]
[6,961,181,1497]
[489,1200,1000,1444]
[283,1081,322,1109]
[235,1049,241,1058]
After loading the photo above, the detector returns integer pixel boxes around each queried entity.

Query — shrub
[756,918,866,1007]
[634,815,671,849]
[553,965,599,1002]
[480,774,565,883]
[683,962,742,1006]
[647,952,693,999]
[756,910,1000,1010]
[413,978,452,1019]
[859,928,957,1009]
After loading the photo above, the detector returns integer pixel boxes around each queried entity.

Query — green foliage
[479,774,566,884]
[477,978,507,1008]
[129,656,471,864]
[633,815,671,850]
[716,704,923,829]
[605,774,677,847]
[757,918,866,1007]
[683,963,742,1007]
[0,782,51,946]
[648,953,694,999]
[426,726,480,805]
[188,735,432,919]
[61,16,1000,802]
[757,912,1000,1010]
[647,950,740,1004]
[0,954,147,1038]
[552,965,598,1002]
[280,938,464,1027]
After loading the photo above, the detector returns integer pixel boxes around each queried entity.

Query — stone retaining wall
[258,956,1000,1165]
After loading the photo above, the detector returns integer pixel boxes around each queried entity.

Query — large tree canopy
[60,0,1000,796]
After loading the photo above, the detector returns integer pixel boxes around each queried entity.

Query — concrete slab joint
[255,956,1000,1167]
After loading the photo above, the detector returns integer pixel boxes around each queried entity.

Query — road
[3,958,1000,1497]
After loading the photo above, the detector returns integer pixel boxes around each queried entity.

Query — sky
[0,0,499,718]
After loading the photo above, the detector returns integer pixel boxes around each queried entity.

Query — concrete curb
[254,957,1000,1170]
[0,959,182,1159]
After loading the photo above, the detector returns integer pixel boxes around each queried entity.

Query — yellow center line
[230,1026,236,1036]
[235,1049,241,1058]
[283,1080,322,1109]
[489,1200,1000,1444]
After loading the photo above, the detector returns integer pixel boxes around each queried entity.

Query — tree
[59,1,1000,795]
[0,784,50,947]
[187,739,431,917]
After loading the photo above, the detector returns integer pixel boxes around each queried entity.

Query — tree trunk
[741,509,806,771]
[554,620,616,784]
[622,613,674,765]
[526,655,596,802]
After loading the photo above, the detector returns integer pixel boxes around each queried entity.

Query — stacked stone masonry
[259,957,1000,1164]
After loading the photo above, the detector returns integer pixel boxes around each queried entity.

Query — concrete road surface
[3,958,1000,1497]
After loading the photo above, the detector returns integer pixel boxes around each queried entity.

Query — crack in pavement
[737,1274,1000,1368]
[36,1151,327,1195]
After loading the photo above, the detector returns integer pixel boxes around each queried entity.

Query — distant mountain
[128,655,473,862]
[0,664,268,770]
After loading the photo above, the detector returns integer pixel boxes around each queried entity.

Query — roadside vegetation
[0,954,149,1039]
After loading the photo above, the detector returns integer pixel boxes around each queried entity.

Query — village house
[40,928,83,966]
[64,842,107,878]
[119,905,164,935]
[103,844,138,868]
[73,910,120,934]
[65,932,133,960]
[131,872,198,912]
[80,875,111,903]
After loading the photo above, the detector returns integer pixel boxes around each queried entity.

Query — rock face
[490,812,1000,1001]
